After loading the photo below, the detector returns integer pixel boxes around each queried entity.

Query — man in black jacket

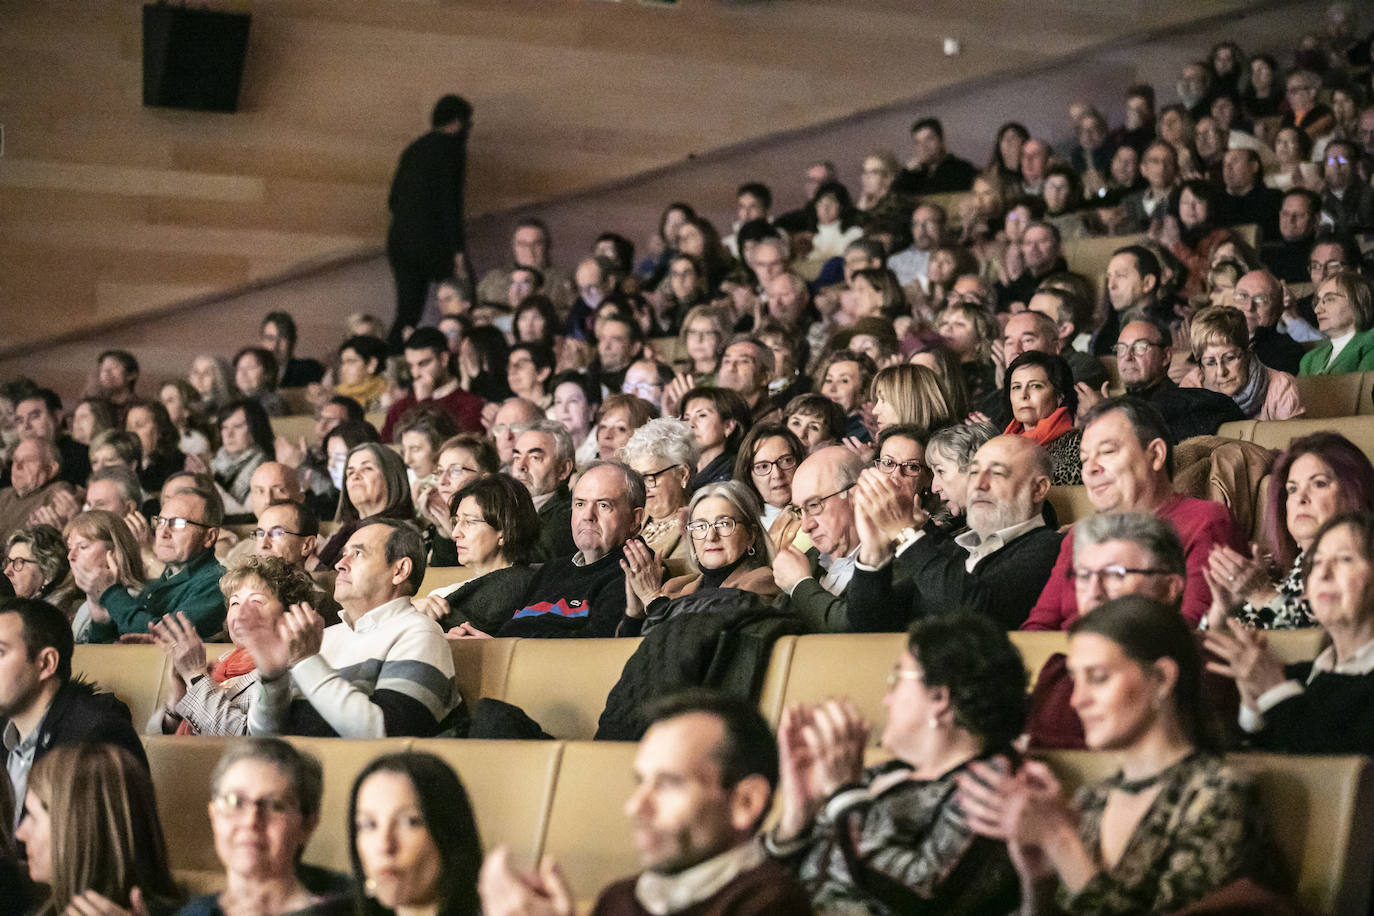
[385,94,472,349]
[847,436,1062,631]
[0,598,145,830]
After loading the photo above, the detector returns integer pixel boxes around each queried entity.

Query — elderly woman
[188,354,239,414]
[622,481,778,633]
[411,474,540,636]
[65,509,146,643]
[925,421,998,536]
[962,596,1281,913]
[1210,512,1374,755]
[1298,270,1374,375]
[317,442,414,569]
[416,433,499,564]
[199,399,273,518]
[178,740,349,916]
[1003,351,1082,485]
[1180,305,1303,420]
[1205,431,1374,630]
[621,418,696,579]
[870,364,954,436]
[766,614,1025,914]
[125,399,187,492]
[350,753,483,916]
[595,393,658,461]
[149,554,314,736]
[5,525,80,617]
[16,744,180,916]
[736,423,805,530]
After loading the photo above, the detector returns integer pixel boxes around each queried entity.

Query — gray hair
[1073,512,1185,575]
[524,419,576,472]
[89,465,142,506]
[621,418,698,471]
[928,421,998,471]
[356,518,428,594]
[685,481,773,574]
[754,235,791,262]
[210,738,323,822]
[578,459,646,511]
[830,448,869,492]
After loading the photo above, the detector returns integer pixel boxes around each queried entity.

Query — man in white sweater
[242,519,456,738]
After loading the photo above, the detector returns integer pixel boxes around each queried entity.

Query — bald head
[249,461,303,519]
[1003,310,1062,361]
[965,435,1052,538]
[1233,269,1283,334]
[791,446,865,558]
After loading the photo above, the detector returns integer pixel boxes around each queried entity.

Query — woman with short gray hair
[621,418,697,578]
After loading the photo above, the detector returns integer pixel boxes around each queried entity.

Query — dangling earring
[364,877,378,896]
[746,545,756,556]
[929,715,940,729]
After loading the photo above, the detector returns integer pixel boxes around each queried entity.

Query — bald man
[1232,269,1305,376]
[248,462,305,520]
[848,435,1063,630]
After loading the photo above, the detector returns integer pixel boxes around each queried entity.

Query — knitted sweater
[496,545,630,638]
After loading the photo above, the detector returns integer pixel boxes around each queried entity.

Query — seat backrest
[1217,418,1258,441]
[144,734,232,886]
[1099,355,1122,393]
[418,565,475,596]
[1292,372,1366,419]
[542,741,641,902]
[1009,631,1070,685]
[1039,750,1374,916]
[364,410,386,430]
[755,636,798,728]
[1249,415,1374,457]
[1265,628,1327,665]
[450,637,519,711]
[73,644,169,730]
[409,738,563,868]
[1047,485,1093,528]
[1062,232,1146,302]
[501,637,643,739]
[1251,473,1272,542]
[780,633,907,738]
[268,413,316,443]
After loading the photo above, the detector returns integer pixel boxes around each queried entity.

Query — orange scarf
[175,647,257,736]
[1005,405,1075,447]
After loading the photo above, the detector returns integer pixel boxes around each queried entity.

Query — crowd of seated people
[1,7,1374,914]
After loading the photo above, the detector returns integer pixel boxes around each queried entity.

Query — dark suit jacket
[386,129,468,257]
[1,680,147,776]
[848,524,1063,632]
[535,484,577,562]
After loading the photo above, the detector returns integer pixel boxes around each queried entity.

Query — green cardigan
[1298,327,1374,376]
[89,549,227,643]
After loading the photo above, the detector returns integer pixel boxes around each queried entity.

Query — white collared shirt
[953,515,1047,573]
[819,546,860,595]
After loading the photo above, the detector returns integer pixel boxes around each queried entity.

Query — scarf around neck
[1006,404,1075,446]
[1229,356,1269,418]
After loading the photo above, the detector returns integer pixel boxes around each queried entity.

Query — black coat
[386,129,468,257]
[1128,378,1245,443]
[1,679,147,775]
[1251,664,1374,755]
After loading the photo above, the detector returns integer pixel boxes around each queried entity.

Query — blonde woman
[870,364,954,436]
[63,510,146,643]
[1180,306,1304,420]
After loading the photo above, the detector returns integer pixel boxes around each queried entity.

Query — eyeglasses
[439,463,480,482]
[875,456,925,478]
[639,464,682,488]
[1113,340,1163,358]
[452,515,492,533]
[2,557,37,572]
[211,791,297,820]
[1070,565,1173,586]
[253,526,302,541]
[150,516,209,532]
[886,666,924,689]
[1309,260,1346,275]
[797,484,854,518]
[1231,291,1273,307]
[491,423,532,437]
[1199,350,1245,371]
[751,454,799,477]
[621,381,662,398]
[687,517,739,539]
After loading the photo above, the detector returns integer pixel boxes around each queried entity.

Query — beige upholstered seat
[540,740,641,904]
[73,644,169,731]
[501,637,642,739]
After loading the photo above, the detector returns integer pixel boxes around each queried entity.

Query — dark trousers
[386,237,453,351]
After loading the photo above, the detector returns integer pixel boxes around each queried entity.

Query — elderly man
[248,461,304,519]
[1320,139,1374,235]
[591,310,644,398]
[238,518,456,738]
[1019,138,1052,196]
[718,337,778,425]
[380,327,484,441]
[1261,189,1321,283]
[477,218,573,310]
[480,691,810,916]
[566,255,621,342]
[764,273,811,332]
[85,485,228,642]
[747,236,790,293]
[997,222,1067,309]
[489,397,544,469]
[1218,149,1282,239]
[14,388,89,487]
[1027,516,1187,749]
[1024,398,1242,630]
[894,117,978,195]
[463,461,644,640]
[0,439,75,542]
[0,599,146,832]
[1123,141,1179,232]
[510,420,578,561]
[849,435,1063,631]
[85,466,142,517]
[1097,317,1244,442]
[1233,269,1305,375]
[886,203,945,289]
[977,308,1108,426]
[772,446,865,633]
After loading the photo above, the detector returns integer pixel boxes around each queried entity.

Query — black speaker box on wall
[142,4,251,113]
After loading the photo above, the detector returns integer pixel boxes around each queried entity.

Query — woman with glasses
[1179,306,1303,420]
[1298,270,1374,375]
[65,509,146,643]
[1205,432,1374,630]
[619,418,696,578]
[179,739,350,916]
[416,433,499,566]
[410,474,540,636]
[622,481,777,632]
[766,614,1025,914]
[1003,351,1083,485]
[4,524,80,617]
[149,555,314,736]
[1280,69,1335,140]
[962,596,1281,914]
[736,423,805,531]
[871,424,933,506]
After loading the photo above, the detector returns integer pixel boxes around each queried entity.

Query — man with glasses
[509,420,577,562]
[253,500,340,622]
[849,435,1062,631]
[1289,233,1364,338]
[1232,269,1307,374]
[1093,317,1243,443]
[1319,139,1374,235]
[488,397,544,469]
[85,485,227,642]
[1024,398,1241,630]
[771,446,866,632]
[1026,512,1186,748]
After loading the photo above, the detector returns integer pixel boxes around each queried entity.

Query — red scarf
[1005,405,1075,447]
[175,647,257,736]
